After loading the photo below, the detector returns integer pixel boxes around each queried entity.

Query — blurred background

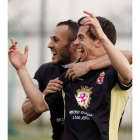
[8,0,132,140]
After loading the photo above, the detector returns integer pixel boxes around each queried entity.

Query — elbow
[22,108,32,124]
[21,107,29,124]
[123,68,132,84]
[23,117,31,124]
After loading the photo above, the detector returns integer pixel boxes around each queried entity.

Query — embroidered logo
[75,86,93,109]
[96,72,105,85]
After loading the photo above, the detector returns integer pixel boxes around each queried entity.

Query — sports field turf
[8,120,132,140]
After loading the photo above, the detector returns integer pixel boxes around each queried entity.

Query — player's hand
[43,78,63,95]
[65,62,90,81]
[80,10,106,41]
[8,38,29,70]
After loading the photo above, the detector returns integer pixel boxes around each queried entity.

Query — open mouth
[52,52,57,56]
[51,51,58,60]
[77,46,85,54]
[81,48,85,54]
[50,48,57,56]
[77,46,86,61]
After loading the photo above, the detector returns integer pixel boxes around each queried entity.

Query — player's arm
[16,56,48,113]
[66,50,132,81]
[21,77,63,122]
[21,78,62,123]
[22,99,42,124]
[8,38,47,113]
[82,11,132,84]
[89,50,132,70]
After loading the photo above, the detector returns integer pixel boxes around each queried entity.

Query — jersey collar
[61,61,77,68]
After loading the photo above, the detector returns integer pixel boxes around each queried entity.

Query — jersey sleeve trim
[42,93,50,110]
[117,75,132,90]
[24,98,30,103]
[62,89,65,119]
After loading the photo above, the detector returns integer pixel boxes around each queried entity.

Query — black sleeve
[108,66,132,90]
[117,76,132,90]
[25,64,45,99]
[33,64,46,92]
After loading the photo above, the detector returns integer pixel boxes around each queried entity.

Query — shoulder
[37,62,59,72]
[35,62,60,79]
[33,62,60,89]
[105,66,132,90]
[39,62,55,69]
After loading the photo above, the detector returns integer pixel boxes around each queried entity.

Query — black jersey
[59,66,132,140]
[33,62,67,140]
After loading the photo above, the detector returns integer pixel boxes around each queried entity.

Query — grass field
[8,120,52,140]
[8,120,132,140]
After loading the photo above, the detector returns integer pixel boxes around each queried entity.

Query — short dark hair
[78,16,117,45]
[57,20,79,44]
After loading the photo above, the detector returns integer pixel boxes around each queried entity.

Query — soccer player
[57,11,132,140]
[9,20,80,140]
[9,19,132,140]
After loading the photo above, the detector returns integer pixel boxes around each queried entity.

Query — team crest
[96,72,105,85]
[75,86,93,109]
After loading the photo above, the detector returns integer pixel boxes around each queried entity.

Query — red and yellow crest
[75,86,93,109]
[96,72,105,85]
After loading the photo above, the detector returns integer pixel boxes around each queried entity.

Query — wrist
[16,65,27,74]
[100,34,108,43]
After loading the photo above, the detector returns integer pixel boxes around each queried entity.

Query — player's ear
[95,40,102,48]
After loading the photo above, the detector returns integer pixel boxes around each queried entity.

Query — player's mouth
[79,46,85,57]
[80,48,85,54]
[77,45,87,61]
[77,46,85,54]
[51,51,58,59]
[52,52,57,56]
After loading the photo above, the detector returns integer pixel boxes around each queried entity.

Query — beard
[52,43,72,65]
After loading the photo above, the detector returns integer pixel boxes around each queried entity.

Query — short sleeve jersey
[33,62,67,140]
[59,66,132,140]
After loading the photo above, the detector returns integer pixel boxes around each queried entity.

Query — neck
[69,52,80,63]
[61,61,77,68]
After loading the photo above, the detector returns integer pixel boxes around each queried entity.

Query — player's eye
[78,35,84,41]
[80,37,83,40]
[54,39,59,42]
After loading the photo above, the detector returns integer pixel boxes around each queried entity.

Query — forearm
[101,36,132,84]
[120,50,132,64]
[22,100,42,124]
[89,50,132,70]
[88,54,111,70]
[17,66,47,113]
